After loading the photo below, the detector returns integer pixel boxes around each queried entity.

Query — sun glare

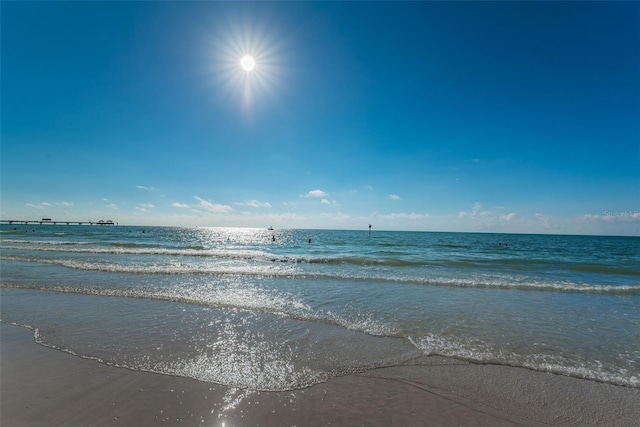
[208,16,285,111]
[241,55,256,72]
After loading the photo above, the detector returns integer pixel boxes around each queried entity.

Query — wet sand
[2,323,639,426]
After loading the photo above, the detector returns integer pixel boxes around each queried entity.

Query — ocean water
[1,225,639,391]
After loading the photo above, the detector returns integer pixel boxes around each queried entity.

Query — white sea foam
[2,252,637,294]
[409,334,640,388]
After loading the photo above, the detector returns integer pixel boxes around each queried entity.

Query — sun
[240,55,256,72]
[208,17,285,109]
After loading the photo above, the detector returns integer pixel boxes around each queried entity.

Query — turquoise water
[1,225,639,390]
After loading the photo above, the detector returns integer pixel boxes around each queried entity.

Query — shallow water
[1,225,639,390]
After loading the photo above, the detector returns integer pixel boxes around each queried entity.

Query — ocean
[1,225,638,392]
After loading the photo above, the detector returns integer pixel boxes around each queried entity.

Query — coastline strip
[3,323,640,426]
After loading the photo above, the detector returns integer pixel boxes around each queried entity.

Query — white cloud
[534,213,560,229]
[194,196,233,214]
[321,211,352,221]
[136,185,155,191]
[242,212,306,223]
[389,194,401,200]
[581,211,640,223]
[55,201,74,207]
[321,199,331,205]
[378,212,432,221]
[453,203,528,232]
[105,203,118,210]
[26,202,52,209]
[134,204,154,212]
[305,190,327,198]
[571,212,639,235]
[459,202,485,218]
[236,200,272,208]
[172,202,189,208]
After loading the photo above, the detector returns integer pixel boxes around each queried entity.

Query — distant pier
[0,219,116,226]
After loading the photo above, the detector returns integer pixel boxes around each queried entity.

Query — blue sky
[2,1,639,235]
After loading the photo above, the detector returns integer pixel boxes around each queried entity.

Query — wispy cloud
[459,202,484,218]
[140,204,154,208]
[535,213,554,228]
[236,200,272,208]
[320,211,353,221]
[321,199,339,205]
[582,212,640,222]
[572,212,640,236]
[377,212,431,221]
[136,185,155,191]
[194,196,233,214]
[105,203,118,210]
[55,201,74,207]
[441,202,568,233]
[172,202,189,208]
[388,194,401,200]
[455,202,522,230]
[304,189,327,198]
[26,202,49,209]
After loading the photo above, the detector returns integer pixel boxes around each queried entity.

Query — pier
[0,219,116,226]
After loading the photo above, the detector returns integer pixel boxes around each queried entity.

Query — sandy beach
[2,323,639,426]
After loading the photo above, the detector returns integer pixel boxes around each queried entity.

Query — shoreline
[2,323,639,426]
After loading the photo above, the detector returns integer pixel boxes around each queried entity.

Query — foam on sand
[2,323,639,426]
